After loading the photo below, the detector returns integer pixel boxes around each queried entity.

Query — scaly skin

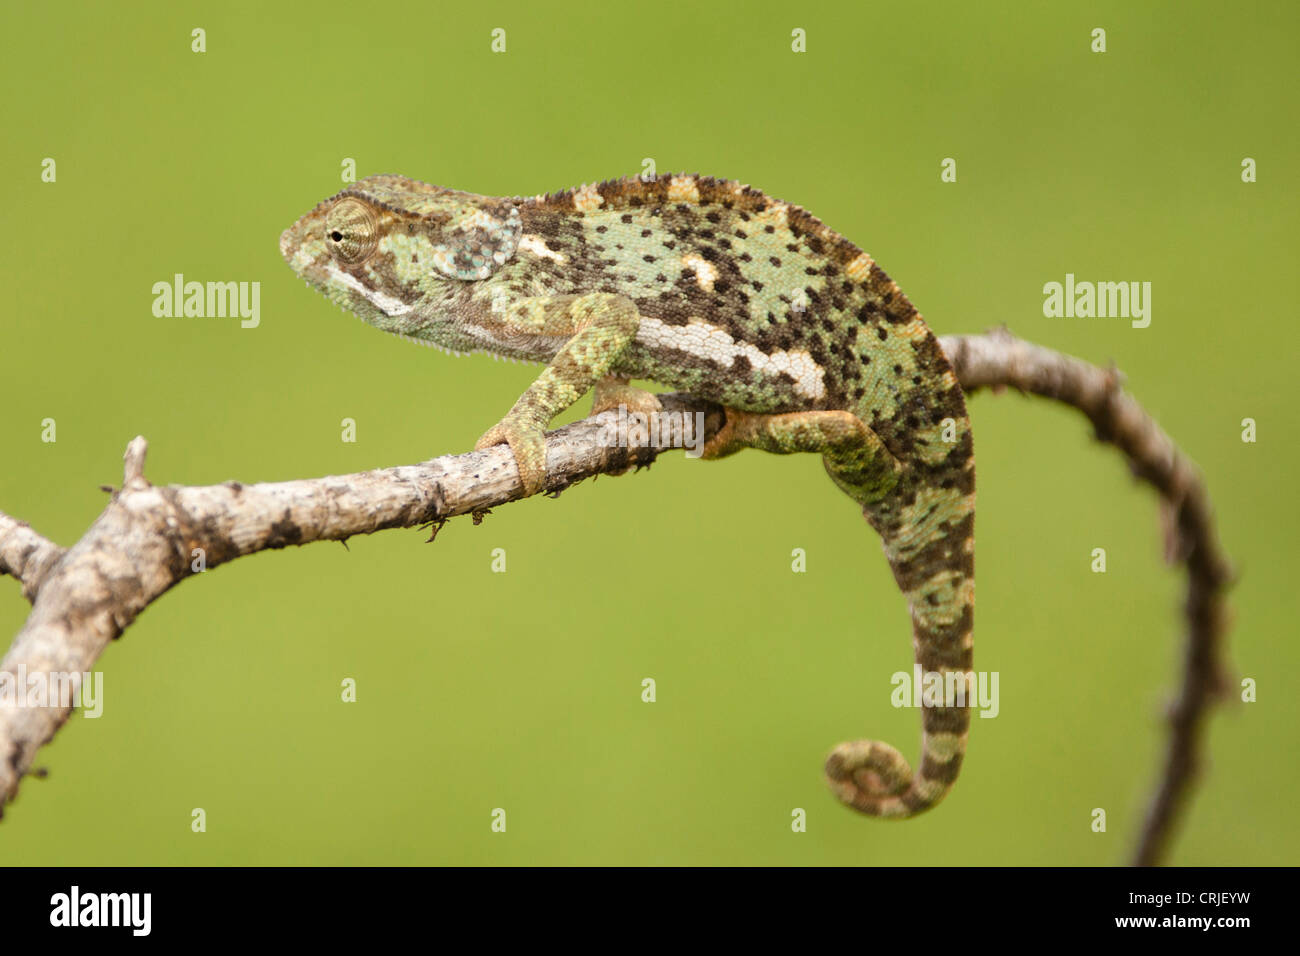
[281,173,976,818]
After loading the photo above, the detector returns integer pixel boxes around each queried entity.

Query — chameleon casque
[281,173,976,819]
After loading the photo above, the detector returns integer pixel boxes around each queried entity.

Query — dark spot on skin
[764,225,775,233]
[740,212,751,221]
[706,212,721,223]
[912,375,922,385]
[893,364,903,375]
[877,327,888,341]
[786,243,800,252]
[411,254,418,262]
[737,291,749,304]
[805,267,818,275]
[854,386,866,399]
[767,312,777,323]
[663,240,676,250]
[770,257,781,267]
[655,273,668,283]
[643,254,657,263]
[718,238,732,249]
[700,247,719,261]
[752,281,764,291]
[738,252,752,262]
[641,229,652,237]
[596,225,607,233]
[621,214,633,223]
[546,240,562,251]
[735,229,748,239]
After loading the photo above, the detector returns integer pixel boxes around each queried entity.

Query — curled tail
[825,493,976,818]
[823,336,977,817]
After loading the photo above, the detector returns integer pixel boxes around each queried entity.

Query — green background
[2,1,1295,865]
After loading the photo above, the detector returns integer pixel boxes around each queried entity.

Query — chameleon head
[279,174,523,334]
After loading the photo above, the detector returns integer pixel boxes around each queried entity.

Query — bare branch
[0,400,723,814]
[0,512,65,604]
[0,333,1232,868]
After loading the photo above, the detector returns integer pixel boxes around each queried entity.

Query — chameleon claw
[475,419,548,496]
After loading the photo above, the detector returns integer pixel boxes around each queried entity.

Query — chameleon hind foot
[700,408,902,505]
[824,739,917,819]
[702,408,878,459]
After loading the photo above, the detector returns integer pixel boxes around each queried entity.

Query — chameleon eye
[324,198,378,264]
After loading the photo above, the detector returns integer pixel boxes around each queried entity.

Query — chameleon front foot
[590,376,662,417]
[474,416,548,496]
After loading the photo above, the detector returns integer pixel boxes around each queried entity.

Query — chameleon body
[281,173,976,818]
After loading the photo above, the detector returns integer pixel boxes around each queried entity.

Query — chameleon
[280,173,976,818]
